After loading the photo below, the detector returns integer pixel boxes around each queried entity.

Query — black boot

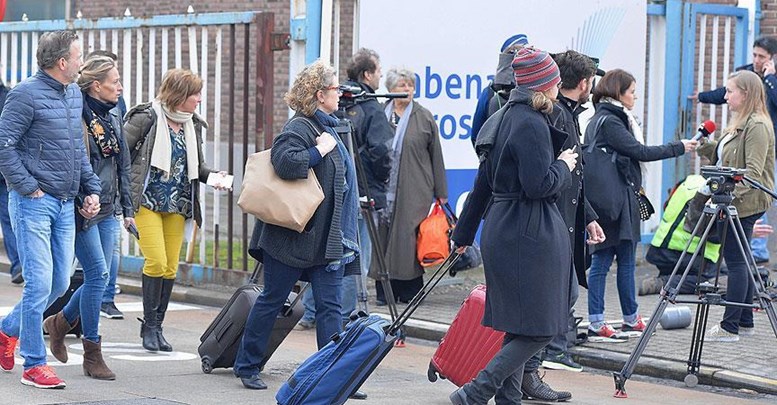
[140,274,163,352]
[156,278,175,352]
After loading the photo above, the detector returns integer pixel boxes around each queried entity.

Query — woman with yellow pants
[124,69,230,352]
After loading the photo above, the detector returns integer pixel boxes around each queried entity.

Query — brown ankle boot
[82,338,116,380]
[43,312,76,363]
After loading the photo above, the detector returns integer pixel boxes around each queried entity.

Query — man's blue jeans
[302,215,372,323]
[102,216,122,304]
[750,213,769,262]
[234,252,343,378]
[0,182,21,278]
[0,191,75,369]
[63,217,115,342]
[588,240,638,324]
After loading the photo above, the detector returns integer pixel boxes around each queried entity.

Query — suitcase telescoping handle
[249,262,262,285]
[387,251,461,335]
[283,282,310,317]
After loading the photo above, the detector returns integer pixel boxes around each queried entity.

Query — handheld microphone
[691,120,716,141]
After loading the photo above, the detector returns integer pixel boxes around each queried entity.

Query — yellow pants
[136,207,185,279]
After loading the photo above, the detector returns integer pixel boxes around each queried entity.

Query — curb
[116,276,777,395]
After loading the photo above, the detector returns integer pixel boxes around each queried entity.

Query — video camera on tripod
[337,84,408,109]
[699,165,747,196]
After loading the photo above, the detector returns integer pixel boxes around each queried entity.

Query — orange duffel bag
[417,200,453,267]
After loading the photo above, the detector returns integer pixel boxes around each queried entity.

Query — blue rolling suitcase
[276,252,460,405]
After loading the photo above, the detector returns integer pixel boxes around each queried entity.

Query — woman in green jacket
[696,70,775,342]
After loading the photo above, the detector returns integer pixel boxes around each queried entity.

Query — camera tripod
[612,173,777,398]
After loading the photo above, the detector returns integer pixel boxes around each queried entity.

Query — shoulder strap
[584,115,608,153]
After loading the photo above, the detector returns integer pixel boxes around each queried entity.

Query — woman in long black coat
[449,48,578,405]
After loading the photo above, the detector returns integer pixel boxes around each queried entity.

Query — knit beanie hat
[512,47,561,92]
[500,34,529,53]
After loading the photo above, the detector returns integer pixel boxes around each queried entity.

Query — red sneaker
[622,316,647,333]
[21,365,66,389]
[0,330,18,371]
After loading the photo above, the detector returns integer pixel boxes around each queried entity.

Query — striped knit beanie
[512,47,561,92]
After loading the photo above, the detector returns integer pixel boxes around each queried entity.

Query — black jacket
[549,95,598,288]
[77,107,134,231]
[343,80,394,209]
[248,114,360,276]
[584,102,685,251]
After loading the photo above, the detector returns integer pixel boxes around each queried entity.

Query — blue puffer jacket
[0,70,100,200]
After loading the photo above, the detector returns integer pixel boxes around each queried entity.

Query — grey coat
[452,88,572,337]
[369,102,447,281]
[122,103,214,227]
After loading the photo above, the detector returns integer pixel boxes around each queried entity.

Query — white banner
[359,0,647,210]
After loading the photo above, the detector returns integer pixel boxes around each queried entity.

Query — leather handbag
[238,119,324,233]
[635,188,655,221]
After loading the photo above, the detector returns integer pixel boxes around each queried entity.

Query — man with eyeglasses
[0,30,101,389]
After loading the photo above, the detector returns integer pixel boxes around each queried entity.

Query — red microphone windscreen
[702,120,716,133]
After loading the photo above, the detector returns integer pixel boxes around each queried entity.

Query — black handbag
[635,188,655,221]
[583,116,627,223]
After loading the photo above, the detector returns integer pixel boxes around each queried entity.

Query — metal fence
[0,10,277,276]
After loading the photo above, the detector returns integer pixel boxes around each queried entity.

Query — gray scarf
[384,100,413,219]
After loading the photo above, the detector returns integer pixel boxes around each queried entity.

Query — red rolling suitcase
[427,284,505,387]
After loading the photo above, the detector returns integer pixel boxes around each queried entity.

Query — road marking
[0,301,199,317]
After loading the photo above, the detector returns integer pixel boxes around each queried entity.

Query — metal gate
[0,11,278,280]
[644,0,749,239]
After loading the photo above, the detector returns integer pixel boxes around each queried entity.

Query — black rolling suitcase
[43,268,84,338]
[198,262,308,373]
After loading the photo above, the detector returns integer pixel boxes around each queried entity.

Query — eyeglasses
[322,85,343,95]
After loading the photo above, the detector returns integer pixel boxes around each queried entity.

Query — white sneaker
[704,325,739,342]
[739,326,755,337]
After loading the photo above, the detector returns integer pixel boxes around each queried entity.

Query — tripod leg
[685,301,710,386]
[613,298,669,398]
[732,216,777,339]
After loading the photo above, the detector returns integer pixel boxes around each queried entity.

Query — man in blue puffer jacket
[0,31,101,389]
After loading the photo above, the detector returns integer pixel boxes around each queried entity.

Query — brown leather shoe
[81,338,116,380]
[43,312,76,363]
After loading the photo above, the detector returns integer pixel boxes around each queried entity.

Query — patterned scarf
[82,93,120,158]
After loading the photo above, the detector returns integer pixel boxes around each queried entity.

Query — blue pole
[306,0,322,63]
[755,0,762,37]
[661,0,683,204]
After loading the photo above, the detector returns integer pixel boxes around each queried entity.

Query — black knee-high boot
[156,278,175,352]
[139,274,163,352]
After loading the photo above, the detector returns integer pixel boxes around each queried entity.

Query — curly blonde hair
[285,60,337,116]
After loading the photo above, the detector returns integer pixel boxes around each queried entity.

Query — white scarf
[601,97,647,177]
[150,99,202,181]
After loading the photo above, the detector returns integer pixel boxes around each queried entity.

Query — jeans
[302,214,372,322]
[720,213,760,334]
[234,252,344,378]
[102,216,122,303]
[463,334,553,404]
[0,191,75,369]
[588,240,638,324]
[62,218,116,342]
[0,182,21,278]
[750,213,769,261]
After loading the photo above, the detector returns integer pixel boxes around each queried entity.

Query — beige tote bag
[238,149,324,233]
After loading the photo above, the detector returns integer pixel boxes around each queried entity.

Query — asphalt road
[0,277,774,404]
